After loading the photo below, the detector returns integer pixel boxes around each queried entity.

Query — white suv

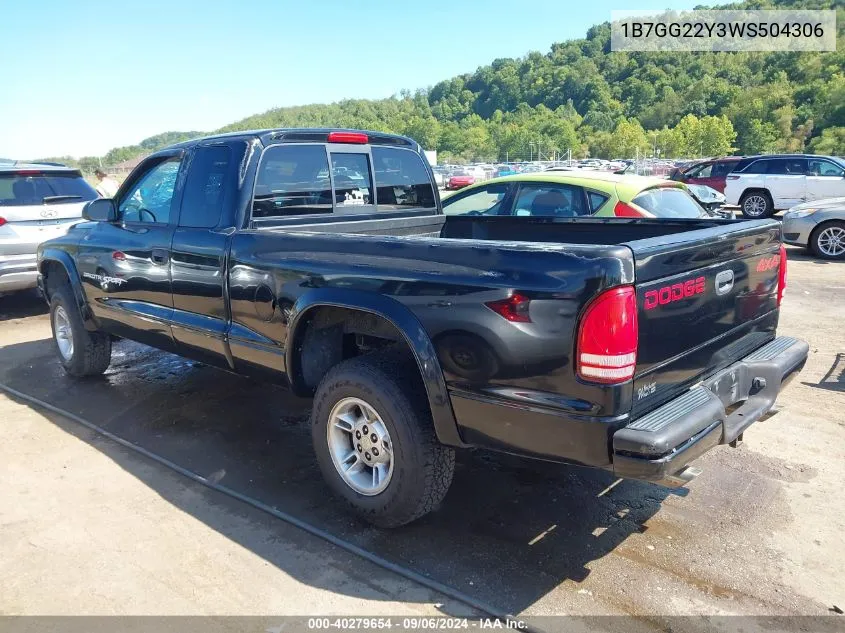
[724,154,845,218]
[0,163,98,294]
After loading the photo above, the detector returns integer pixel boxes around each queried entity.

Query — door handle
[151,249,169,265]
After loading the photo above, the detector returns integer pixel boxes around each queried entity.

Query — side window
[744,160,770,174]
[513,183,588,217]
[372,146,436,210]
[252,145,332,218]
[119,157,181,224]
[693,164,713,178]
[587,191,610,213]
[331,153,373,207]
[768,158,807,175]
[712,162,735,177]
[179,145,231,228]
[809,159,845,177]
[442,184,509,216]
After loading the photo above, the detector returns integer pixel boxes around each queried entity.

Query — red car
[669,156,743,193]
[446,174,475,190]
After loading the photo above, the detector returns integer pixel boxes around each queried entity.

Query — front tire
[810,221,845,260]
[311,350,455,528]
[49,286,112,377]
[740,190,774,219]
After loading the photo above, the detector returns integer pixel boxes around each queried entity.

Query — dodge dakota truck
[37,129,808,527]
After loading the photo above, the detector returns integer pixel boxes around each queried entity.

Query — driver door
[76,152,183,352]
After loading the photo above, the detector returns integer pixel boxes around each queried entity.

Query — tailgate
[627,219,783,416]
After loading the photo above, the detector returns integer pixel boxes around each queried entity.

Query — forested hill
[51,0,844,166]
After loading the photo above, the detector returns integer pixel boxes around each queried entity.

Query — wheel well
[40,260,70,299]
[810,219,845,241]
[741,188,771,201]
[292,306,411,395]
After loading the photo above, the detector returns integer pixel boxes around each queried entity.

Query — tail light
[327,132,368,144]
[577,286,638,384]
[112,251,126,261]
[0,217,6,227]
[485,293,531,323]
[614,201,645,217]
[726,175,740,180]
[777,244,787,306]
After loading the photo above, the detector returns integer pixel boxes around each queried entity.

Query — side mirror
[83,198,117,222]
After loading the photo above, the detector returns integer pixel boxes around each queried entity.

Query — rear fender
[38,249,97,331]
[286,288,465,448]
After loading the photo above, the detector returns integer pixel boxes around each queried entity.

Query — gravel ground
[0,246,843,625]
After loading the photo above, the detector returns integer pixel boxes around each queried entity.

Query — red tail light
[577,286,638,384]
[777,244,787,306]
[726,175,739,180]
[112,251,126,261]
[485,293,531,323]
[0,217,6,227]
[614,201,645,218]
[327,132,368,144]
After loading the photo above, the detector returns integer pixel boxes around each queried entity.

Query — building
[107,155,147,176]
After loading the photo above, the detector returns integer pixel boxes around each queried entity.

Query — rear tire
[49,286,111,377]
[810,221,845,260]
[311,349,455,528]
[740,190,774,219]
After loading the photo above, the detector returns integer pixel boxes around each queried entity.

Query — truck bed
[244,211,783,424]
[258,211,732,244]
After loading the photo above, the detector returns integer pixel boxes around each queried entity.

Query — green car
[441,171,707,219]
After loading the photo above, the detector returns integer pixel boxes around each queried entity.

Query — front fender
[286,288,465,448]
[38,248,98,331]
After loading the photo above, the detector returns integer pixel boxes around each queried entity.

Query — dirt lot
[1,247,843,625]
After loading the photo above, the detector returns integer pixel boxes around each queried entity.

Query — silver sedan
[782,197,845,260]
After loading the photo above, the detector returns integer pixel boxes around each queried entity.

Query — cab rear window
[372,147,435,209]
[252,145,333,217]
[633,187,705,218]
[252,143,435,219]
[0,171,97,207]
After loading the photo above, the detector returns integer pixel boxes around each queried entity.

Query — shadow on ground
[0,290,47,321]
[804,352,845,394]
[1,337,679,616]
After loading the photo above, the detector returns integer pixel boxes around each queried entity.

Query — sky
[0,0,700,159]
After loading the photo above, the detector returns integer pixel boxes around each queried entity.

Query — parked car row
[3,150,844,301]
[671,154,845,219]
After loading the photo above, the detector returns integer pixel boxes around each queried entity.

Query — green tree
[808,127,845,155]
[699,116,737,157]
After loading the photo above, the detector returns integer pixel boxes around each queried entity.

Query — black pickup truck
[37,129,808,527]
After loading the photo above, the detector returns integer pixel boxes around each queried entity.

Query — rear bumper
[612,336,808,484]
[0,254,38,292]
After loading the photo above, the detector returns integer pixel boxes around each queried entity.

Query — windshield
[0,171,98,207]
[633,186,707,218]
